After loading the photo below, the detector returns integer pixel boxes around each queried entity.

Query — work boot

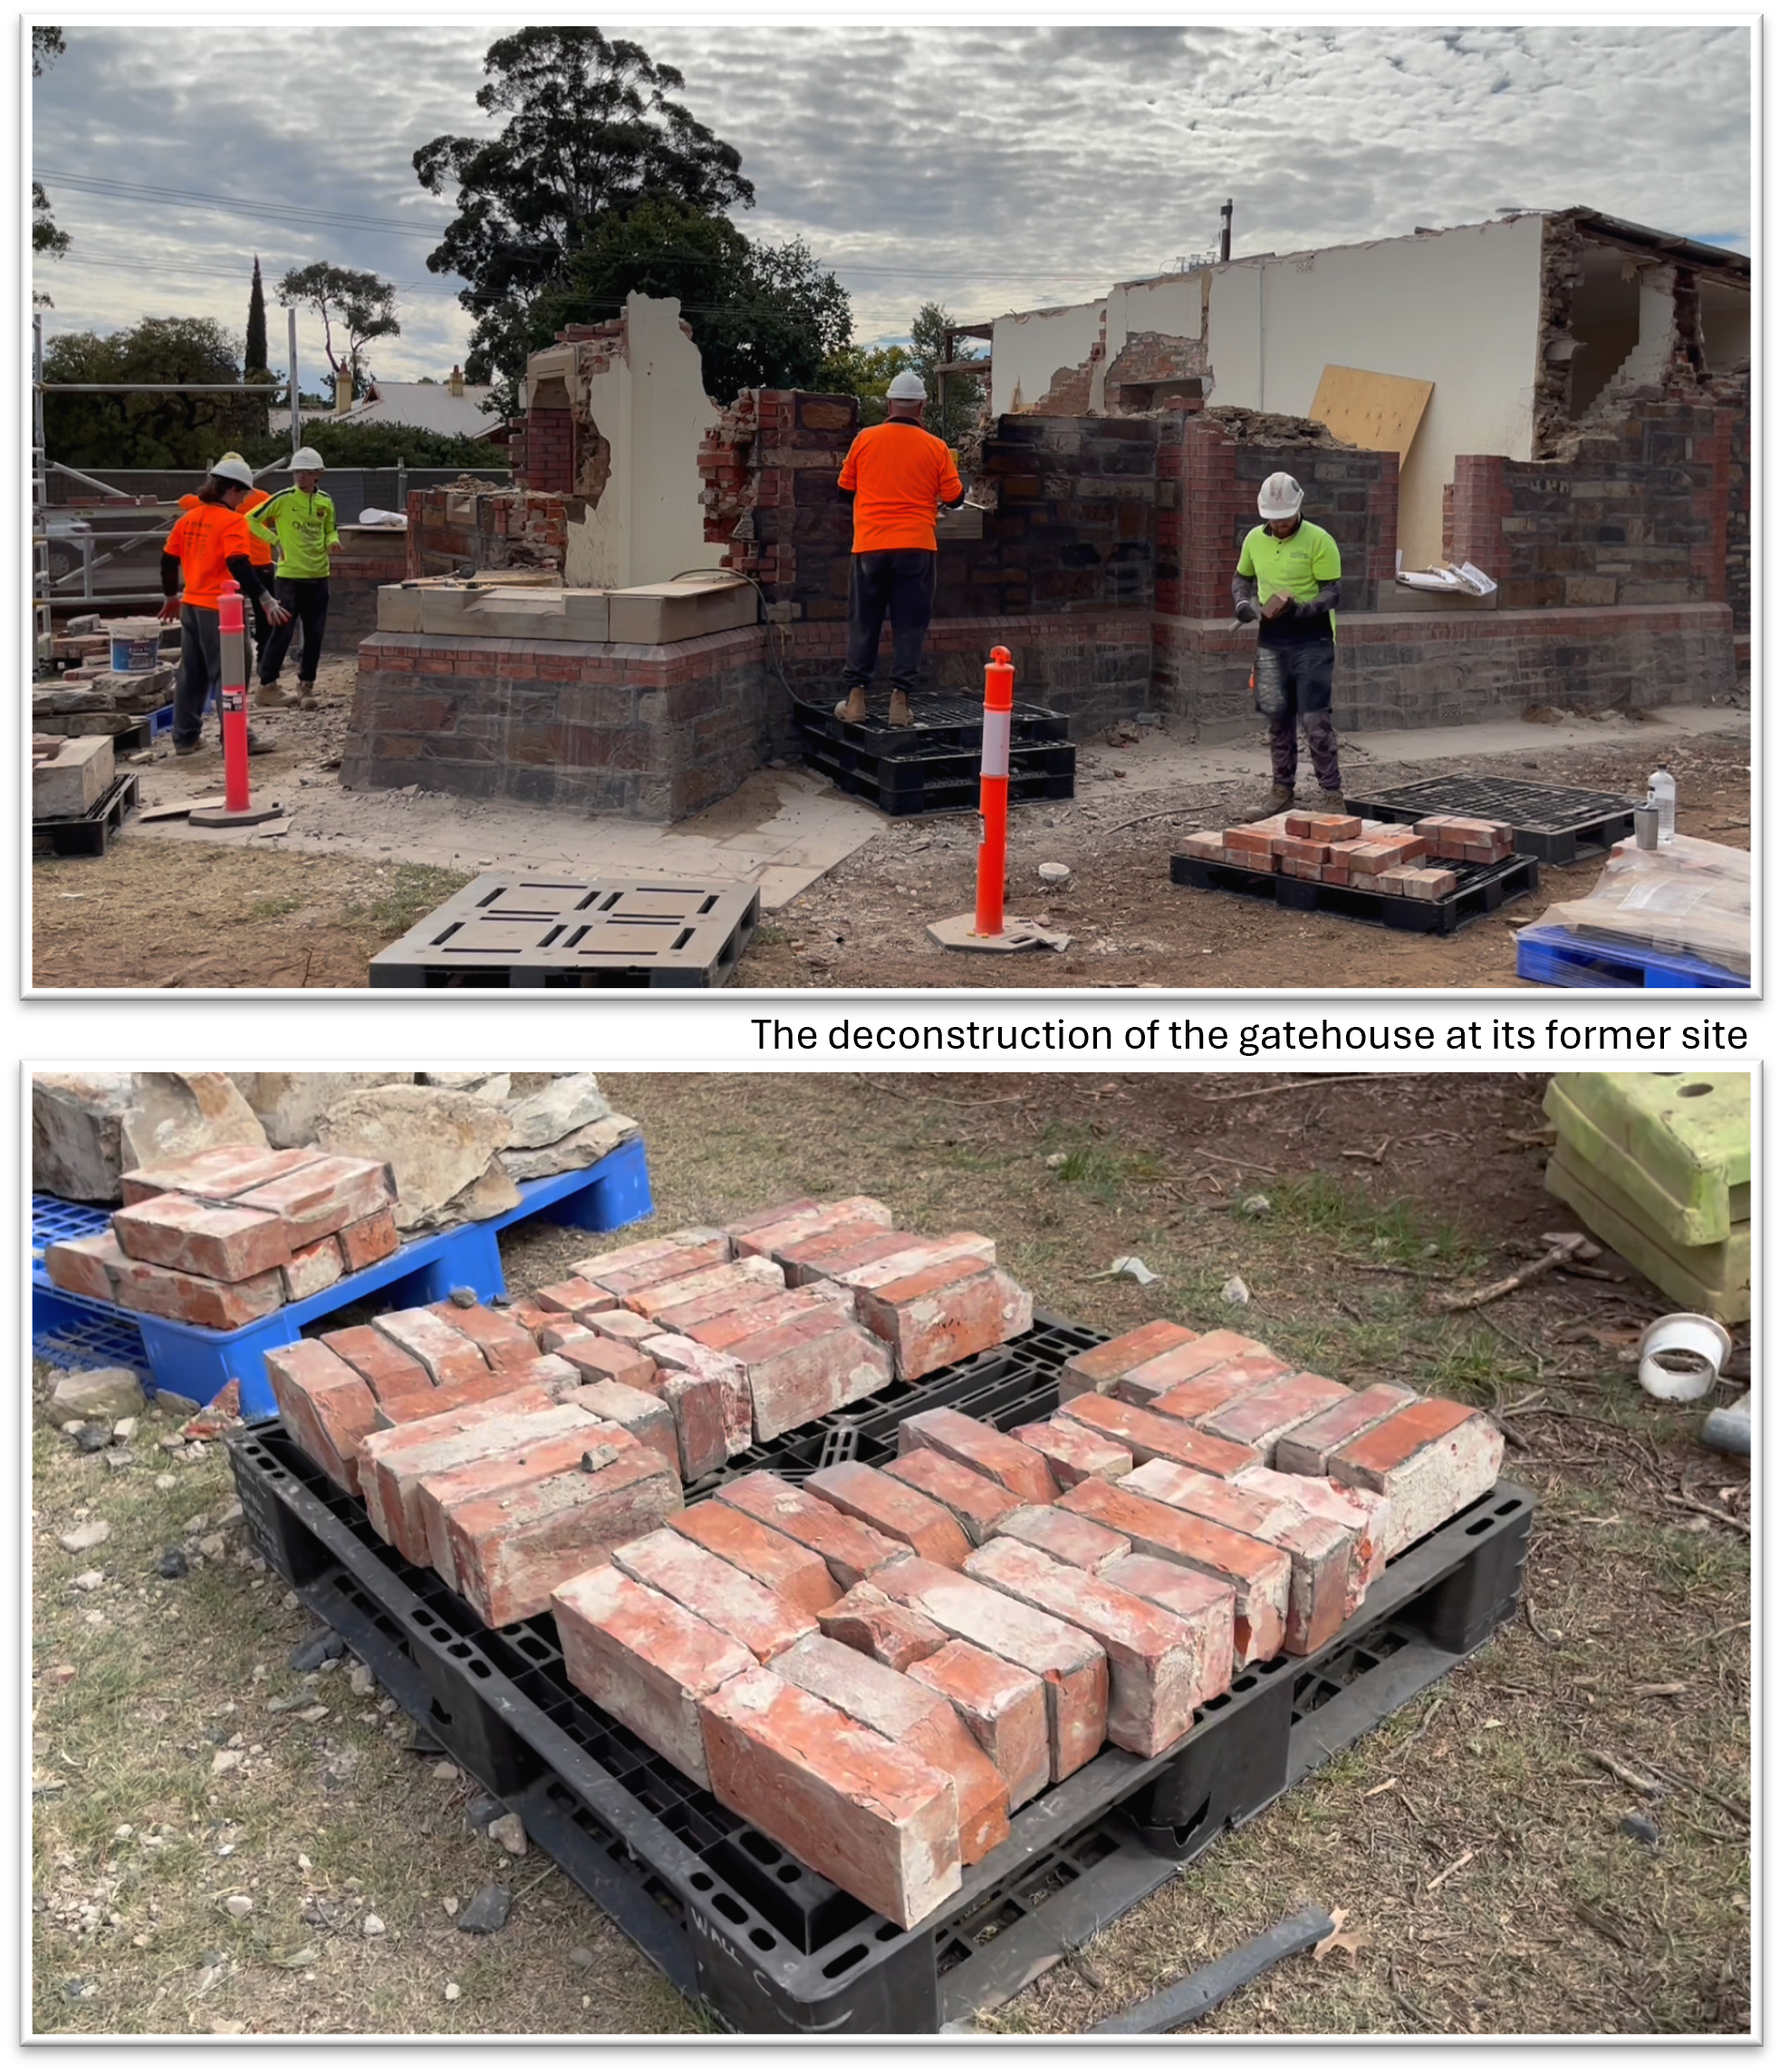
[246,729,275,757]
[1318,790,1347,815]
[174,739,202,758]
[296,679,319,712]
[255,681,293,709]
[887,690,914,728]
[833,686,869,724]
[1251,784,1294,820]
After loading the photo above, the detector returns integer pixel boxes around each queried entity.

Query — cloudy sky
[31,18,1750,388]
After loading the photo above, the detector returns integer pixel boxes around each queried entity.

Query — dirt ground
[32,1073,1751,2036]
[31,701,1748,992]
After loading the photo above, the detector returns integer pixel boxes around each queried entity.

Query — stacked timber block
[1543,1071,1750,1322]
[1177,808,1513,901]
[43,1145,400,1329]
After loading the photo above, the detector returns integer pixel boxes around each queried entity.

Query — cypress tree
[245,255,268,375]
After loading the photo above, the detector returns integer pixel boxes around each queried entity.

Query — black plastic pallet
[1169,849,1540,936]
[1342,775,1639,866]
[801,743,1075,819]
[801,730,1077,793]
[794,691,1070,754]
[369,875,759,989]
[229,1420,1533,2031]
[32,771,139,858]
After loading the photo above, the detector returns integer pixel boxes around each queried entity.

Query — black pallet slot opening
[1342,773,1640,865]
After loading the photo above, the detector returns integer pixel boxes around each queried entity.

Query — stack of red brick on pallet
[43,1145,401,1329]
[1178,810,1467,903]
[1413,814,1516,867]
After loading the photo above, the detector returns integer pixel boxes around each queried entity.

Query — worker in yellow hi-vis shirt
[1232,472,1343,819]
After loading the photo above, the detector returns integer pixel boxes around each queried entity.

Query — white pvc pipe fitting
[1638,1312,1732,1401]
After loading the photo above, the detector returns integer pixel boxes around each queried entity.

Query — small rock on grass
[290,1627,346,1673]
[444,1983,460,2002]
[457,1885,511,1935]
[488,1812,526,1858]
[158,1549,189,1579]
[224,1895,254,1920]
[569,1947,593,1971]
[71,1570,105,1592]
[73,1424,112,1454]
[431,1761,458,1782]
[350,1665,376,1698]
[362,1914,386,1938]
[59,1520,111,1552]
[1621,1811,1660,1847]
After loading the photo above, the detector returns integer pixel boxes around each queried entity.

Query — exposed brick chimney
[333,367,353,417]
[449,364,465,398]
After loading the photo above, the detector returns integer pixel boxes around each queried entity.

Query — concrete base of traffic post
[927,913,1069,954]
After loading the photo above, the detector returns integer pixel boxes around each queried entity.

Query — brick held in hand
[995,1503,1131,1575]
[1055,1394,1261,1478]
[1198,1369,1352,1450]
[566,1381,679,1478]
[817,1581,948,1672]
[1236,1465,1391,1616]
[337,1205,400,1273]
[612,1526,814,1663]
[43,1230,129,1303]
[1011,1419,1133,1491]
[885,1450,1022,1546]
[552,1566,755,1790]
[1148,1352,1294,1424]
[449,1444,684,1629]
[1272,1381,1417,1476]
[419,1416,630,1588]
[282,1234,344,1302]
[774,1632,1011,1866]
[1109,1329,1281,1406]
[111,1192,293,1283]
[909,1638,1052,1809]
[668,1498,842,1617]
[898,1406,1057,1505]
[807,1463,972,1568]
[1327,1398,1505,1556]
[1100,1555,1235,1707]
[875,1557,1110,1783]
[113,1256,285,1330]
[265,1338,380,1492]
[321,1324,433,1405]
[234,1155,394,1245]
[962,1537,1212,1755]
[698,1667,961,1931]
[429,1301,542,1371]
[713,1472,906,1590]
[726,1195,893,1261]
[355,1394,565,1557]
[119,1143,324,1207]
[370,1307,490,1386]
[534,1274,614,1316]
[1056,1320,1201,1404]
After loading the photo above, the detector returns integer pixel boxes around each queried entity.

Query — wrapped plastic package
[1529,834,1751,976]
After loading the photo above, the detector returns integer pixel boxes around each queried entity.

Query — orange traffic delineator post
[190,580,283,830]
[927,645,1069,954]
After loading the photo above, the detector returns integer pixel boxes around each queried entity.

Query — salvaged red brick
[885,1450,1022,1545]
[119,1144,323,1206]
[281,1235,344,1303]
[337,1205,400,1272]
[963,1538,1211,1755]
[419,1416,625,1586]
[552,1566,755,1789]
[113,1257,284,1329]
[1236,1465,1391,1616]
[808,1463,973,1568]
[565,1380,679,1477]
[356,1395,564,1556]
[714,1472,907,1590]
[708,1306,894,1444]
[643,1333,754,1477]
[430,1303,542,1371]
[320,1324,434,1405]
[1114,1331,1283,1406]
[1055,1320,1200,1404]
[537,1319,598,1356]
[817,1581,948,1672]
[624,1256,784,1326]
[826,1233,998,1296]
[1274,1383,1419,1476]
[1055,1395,1262,1478]
[449,1447,683,1627]
[265,1338,380,1491]
[111,1193,292,1282]
[787,1229,921,1283]
[777,1220,902,1284]
[497,1353,585,1398]
[1100,1555,1235,1707]
[370,1363,549,1431]
[370,1308,490,1386]
[723,1197,819,1243]
[576,1229,730,1298]
[774,1633,1011,1865]
[1198,1370,1353,1450]
[699,1667,961,1930]
[995,1503,1131,1575]
[534,1275,615,1315]
[852,1260,1032,1382]
[234,1155,393,1245]
[554,1333,659,1395]
[909,1639,1053,1808]
[898,1406,1057,1504]
[668,1499,842,1618]
[1149,1353,1294,1424]
[686,1284,850,1353]
[875,1558,1110,1782]
[43,1230,129,1302]
[613,1527,815,1662]
[1011,1419,1133,1491]
[1327,1398,1505,1554]
[727,1196,893,1261]
[1057,1480,1291,1665]
[588,1309,665,1351]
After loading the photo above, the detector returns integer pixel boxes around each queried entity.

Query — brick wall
[405,486,582,579]
[523,407,575,494]
[699,389,860,619]
[326,541,409,653]
[1441,400,1749,630]
[1151,602,1736,741]
[1158,417,1399,619]
[342,625,778,820]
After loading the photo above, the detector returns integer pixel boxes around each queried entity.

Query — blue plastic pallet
[1514,924,1748,992]
[31,1135,653,1417]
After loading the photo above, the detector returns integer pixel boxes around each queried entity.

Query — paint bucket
[106,619,164,673]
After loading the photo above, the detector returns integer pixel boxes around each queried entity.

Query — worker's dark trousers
[259,577,331,686]
[841,548,938,695]
[1255,639,1341,791]
[246,580,273,673]
[174,603,225,748]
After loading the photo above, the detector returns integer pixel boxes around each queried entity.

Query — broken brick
[1274,1383,1419,1477]
[111,1193,292,1283]
[643,1333,754,1477]
[552,1565,755,1789]
[817,1581,948,1672]
[898,1406,1057,1504]
[612,1526,815,1663]
[807,1463,972,1568]
[337,1205,400,1273]
[995,1503,1131,1575]
[370,1308,490,1387]
[1011,1419,1133,1491]
[909,1639,1051,1808]
[1327,1398,1505,1555]
[320,1324,434,1405]
[885,1450,1022,1545]
[668,1499,842,1618]
[1055,1395,1262,1477]
[713,1472,906,1590]
[281,1235,344,1303]
[43,1230,129,1302]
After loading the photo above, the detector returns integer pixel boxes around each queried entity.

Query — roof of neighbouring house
[301,379,507,438]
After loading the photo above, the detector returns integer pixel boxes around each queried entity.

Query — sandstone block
[313,1084,508,1234]
[713,1472,906,1589]
[898,1406,1056,1504]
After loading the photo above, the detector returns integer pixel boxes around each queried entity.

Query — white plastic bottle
[1647,767,1677,844]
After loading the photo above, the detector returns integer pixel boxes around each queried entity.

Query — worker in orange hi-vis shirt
[833,369,966,726]
[159,456,289,758]
[178,452,278,692]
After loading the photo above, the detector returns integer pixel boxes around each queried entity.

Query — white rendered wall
[1092,275,1206,409]
[989,300,1105,412]
[1206,216,1546,565]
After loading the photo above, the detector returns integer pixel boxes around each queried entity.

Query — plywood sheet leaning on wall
[1309,365,1434,462]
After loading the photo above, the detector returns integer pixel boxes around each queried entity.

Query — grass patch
[246,897,303,921]
[1262,1172,1485,1272]
[342,864,474,934]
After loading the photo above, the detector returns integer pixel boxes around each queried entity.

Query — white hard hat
[210,455,255,489]
[1257,472,1304,520]
[289,446,325,473]
[886,369,928,401]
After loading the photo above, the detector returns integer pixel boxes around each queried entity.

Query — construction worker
[1232,472,1345,816]
[179,453,275,671]
[158,457,290,757]
[834,369,966,727]
[248,446,341,709]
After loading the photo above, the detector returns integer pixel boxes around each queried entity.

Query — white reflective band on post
[981,708,1012,778]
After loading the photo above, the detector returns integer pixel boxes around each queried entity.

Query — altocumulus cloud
[31,21,1748,379]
